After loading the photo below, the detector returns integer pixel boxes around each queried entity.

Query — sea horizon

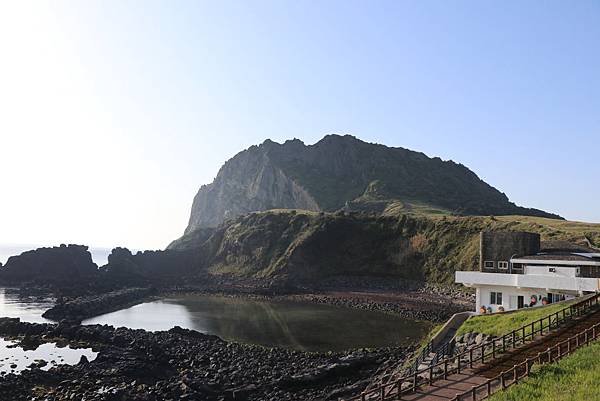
[0,244,118,267]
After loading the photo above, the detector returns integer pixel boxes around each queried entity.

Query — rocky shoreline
[0,317,414,401]
[0,282,473,401]
[41,287,158,323]
[35,279,474,326]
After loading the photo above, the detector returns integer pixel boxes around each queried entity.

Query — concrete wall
[525,265,578,277]
[431,311,475,348]
[456,271,600,294]
[480,231,541,272]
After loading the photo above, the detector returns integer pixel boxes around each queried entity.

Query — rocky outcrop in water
[184,135,561,232]
[42,287,156,323]
[0,245,97,285]
[100,247,201,285]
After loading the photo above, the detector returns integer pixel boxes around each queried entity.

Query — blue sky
[0,1,598,249]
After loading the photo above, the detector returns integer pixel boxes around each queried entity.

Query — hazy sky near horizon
[1,1,599,250]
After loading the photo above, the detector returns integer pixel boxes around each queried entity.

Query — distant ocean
[0,244,113,267]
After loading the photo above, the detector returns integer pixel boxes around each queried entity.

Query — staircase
[365,313,468,394]
[344,293,600,401]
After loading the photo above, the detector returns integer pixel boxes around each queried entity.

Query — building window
[498,261,509,270]
[490,291,503,305]
[484,261,495,269]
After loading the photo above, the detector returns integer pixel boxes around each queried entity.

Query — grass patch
[489,340,600,401]
[456,301,575,337]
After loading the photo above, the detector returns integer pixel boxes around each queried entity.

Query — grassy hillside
[456,301,576,337]
[169,209,600,287]
[489,340,600,401]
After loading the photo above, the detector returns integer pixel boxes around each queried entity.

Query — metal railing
[377,331,455,389]
[453,320,600,401]
[344,292,600,401]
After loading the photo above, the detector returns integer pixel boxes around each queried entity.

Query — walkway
[397,310,600,401]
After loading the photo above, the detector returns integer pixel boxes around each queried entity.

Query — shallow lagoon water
[0,288,95,374]
[83,295,432,352]
[0,338,97,374]
[0,288,53,324]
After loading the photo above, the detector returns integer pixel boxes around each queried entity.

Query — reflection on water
[83,295,432,352]
[0,288,54,324]
[0,338,97,374]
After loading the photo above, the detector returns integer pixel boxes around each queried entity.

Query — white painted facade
[456,257,600,313]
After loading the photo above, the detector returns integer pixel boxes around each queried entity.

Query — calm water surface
[0,339,97,374]
[83,295,432,352]
[0,288,95,374]
[0,288,54,323]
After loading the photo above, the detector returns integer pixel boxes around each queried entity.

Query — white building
[455,231,600,313]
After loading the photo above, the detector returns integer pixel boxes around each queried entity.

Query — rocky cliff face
[185,135,561,233]
[186,142,320,232]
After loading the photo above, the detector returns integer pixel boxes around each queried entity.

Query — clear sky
[0,1,598,250]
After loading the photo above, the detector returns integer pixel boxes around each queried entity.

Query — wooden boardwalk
[396,311,600,401]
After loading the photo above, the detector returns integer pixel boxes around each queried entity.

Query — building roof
[519,253,596,261]
[512,251,600,266]
[540,240,598,253]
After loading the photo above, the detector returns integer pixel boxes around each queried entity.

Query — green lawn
[489,340,600,401]
[456,301,575,337]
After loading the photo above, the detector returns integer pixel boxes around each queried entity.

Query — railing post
[492,340,496,359]
[380,386,384,400]
[444,360,448,380]
[413,371,417,389]
[502,335,506,353]
[481,343,485,363]
[471,386,476,401]
[512,330,516,348]
[513,365,518,383]
[501,372,506,389]
[429,366,433,385]
[361,393,366,401]
[469,349,473,369]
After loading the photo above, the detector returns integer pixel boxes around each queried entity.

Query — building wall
[476,285,576,313]
[480,231,541,272]
[525,265,579,277]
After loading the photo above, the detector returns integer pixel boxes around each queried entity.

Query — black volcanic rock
[0,244,97,284]
[184,135,561,232]
[100,247,201,284]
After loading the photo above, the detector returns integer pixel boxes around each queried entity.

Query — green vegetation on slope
[169,210,600,287]
[456,301,576,337]
[488,340,600,401]
[267,135,561,218]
